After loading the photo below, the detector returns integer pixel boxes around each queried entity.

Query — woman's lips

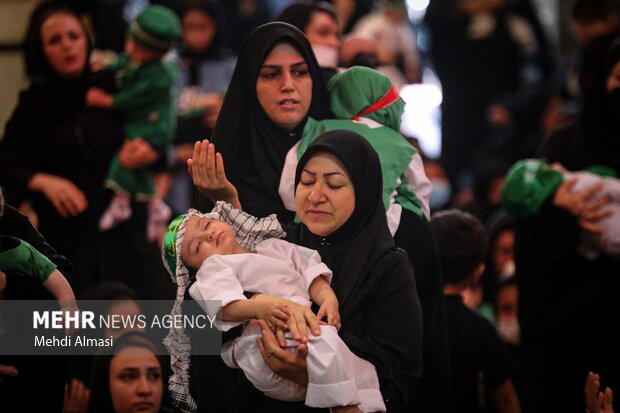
[278,99,299,109]
[306,209,330,218]
[133,401,154,411]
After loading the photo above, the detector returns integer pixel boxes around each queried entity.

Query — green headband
[163,213,187,276]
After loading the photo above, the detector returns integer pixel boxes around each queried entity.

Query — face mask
[607,87,620,117]
[430,179,452,210]
[312,44,339,68]
[496,318,520,345]
[498,260,515,282]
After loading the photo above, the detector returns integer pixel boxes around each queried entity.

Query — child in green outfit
[502,158,620,260]
[87,5,181,241]
[0,236,76,309]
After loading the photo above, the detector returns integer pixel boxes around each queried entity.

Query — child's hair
[430,209,488,285]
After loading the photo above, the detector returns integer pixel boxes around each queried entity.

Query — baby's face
[180,217,239,269]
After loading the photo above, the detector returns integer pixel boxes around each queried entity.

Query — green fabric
[105,154,156,199]
[0,237,56,282]
[585,165,618,178]
[129,5,181,52]
[111,55,178,149]
[300,117,424,217]
[327,66,406,131]
[297,67,423,217]
[163,214,187,275]
[502,159,564,217]
[107,51,177,197]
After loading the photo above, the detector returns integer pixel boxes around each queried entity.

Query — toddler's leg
[305,326,385,412]
[147,198,172,242]
[98,193,132,231]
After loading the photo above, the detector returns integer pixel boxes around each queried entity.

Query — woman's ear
[469,263,485,285]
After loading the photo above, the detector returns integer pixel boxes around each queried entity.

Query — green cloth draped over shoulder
[298,67,424,217]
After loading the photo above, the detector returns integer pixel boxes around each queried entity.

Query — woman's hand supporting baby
[553,178,612,233]
[250,294,321,343]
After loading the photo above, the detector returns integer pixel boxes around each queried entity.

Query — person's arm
[187,139,241,209]
[250,293,320,342]
[0,98,87,216]
[42,269,77,308]
[489,379,521,413]
[221,295,289,332]
[308,276,340,329]
[1,204,74,281]
[27,173,88,218]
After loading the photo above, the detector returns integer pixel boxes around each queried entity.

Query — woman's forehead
[264,42,303,63]
[304,152,350,177]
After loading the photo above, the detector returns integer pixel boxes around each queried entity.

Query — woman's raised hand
[28,173,88,218]
[552,178,612,233]
[585,371,614,413]
[187,139,241,209]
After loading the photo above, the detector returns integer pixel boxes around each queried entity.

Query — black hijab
[286,130,395,318]
[177,0,231,61]
[575,39,620,173]
[17,4,114,126]
[275,2,337,33]
[207,22,331,221]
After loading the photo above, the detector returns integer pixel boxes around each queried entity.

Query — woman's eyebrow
[261,60,306,70]
[120,367,140,373]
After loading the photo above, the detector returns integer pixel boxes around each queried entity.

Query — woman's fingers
[216,152,227,181]
[206,143,217,180]
[579,182,604,202]
[304,310,321,336]
[275,328,287,347]
[602,387,614,413]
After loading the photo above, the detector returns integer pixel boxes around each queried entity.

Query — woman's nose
[136,376,153,395]
[308,184,326,203]
[280,71,294,91]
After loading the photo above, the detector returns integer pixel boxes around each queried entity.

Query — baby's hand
[90,59,106,72]
[255,298,290,332]
[317,297,341,330]
[86,87,113,108]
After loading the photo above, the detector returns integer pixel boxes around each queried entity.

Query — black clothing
[0,8,172,298]
[276,4,337,33]
[0,204,73,413]
[425,2,521,187]
[445,295,517,413]
[516,43,620,412]
[393,208,451,413]
[286,130,423,411]
[201,22,331,221]
[193,130,423,412]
